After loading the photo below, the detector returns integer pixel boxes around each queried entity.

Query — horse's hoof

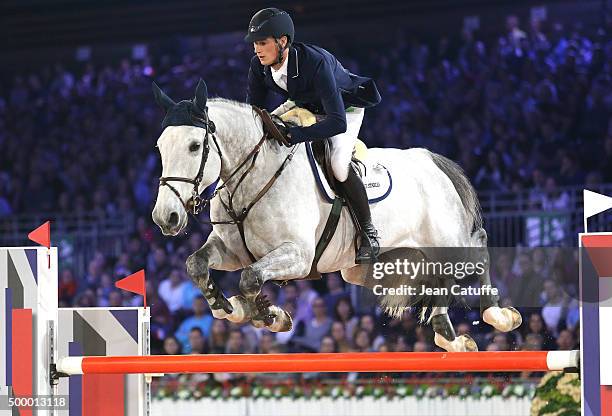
[251,305,293,332]
[265,307,293,333]
[272,319,292,332]
[262,314,276,327]
[459,334,478,352]
[483,306,523,332]
[223,296,251,323]
[250,319,267,329]
[503,306,522,331]
[434,333,479,352]
[211,307,229,320]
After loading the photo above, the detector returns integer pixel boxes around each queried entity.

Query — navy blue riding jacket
[246,42,381,143]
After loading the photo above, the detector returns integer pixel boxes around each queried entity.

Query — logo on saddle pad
[365,182,381,189]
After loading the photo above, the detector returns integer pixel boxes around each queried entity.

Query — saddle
[279,107,392,203]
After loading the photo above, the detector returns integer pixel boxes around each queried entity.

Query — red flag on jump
[28,221,51,248]
[115,269,147,308]
[29,221,52,268]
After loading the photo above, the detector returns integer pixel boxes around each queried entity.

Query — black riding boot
[337,166,380,263]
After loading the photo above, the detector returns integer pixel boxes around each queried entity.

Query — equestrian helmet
[244,8,294,43]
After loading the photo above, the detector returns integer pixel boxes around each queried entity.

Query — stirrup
[355,232,380,264]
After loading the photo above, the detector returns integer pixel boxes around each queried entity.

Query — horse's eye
[189,142,201,152]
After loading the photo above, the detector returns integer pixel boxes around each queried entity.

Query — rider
[245,7,382,263]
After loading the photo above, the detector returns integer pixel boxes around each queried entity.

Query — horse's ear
[152,81,176,110]
[194,78,208,112]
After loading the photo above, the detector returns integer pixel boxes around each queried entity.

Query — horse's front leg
[239,241,311,332]
[186,233,252,323]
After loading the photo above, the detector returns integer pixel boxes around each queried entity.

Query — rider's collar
[265,47,299,79]
[271,52,289,76]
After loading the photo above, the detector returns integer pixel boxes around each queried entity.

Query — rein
[158,105,299,262]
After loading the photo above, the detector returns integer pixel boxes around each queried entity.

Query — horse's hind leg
[431,307,478,352]
[472,228,522,332]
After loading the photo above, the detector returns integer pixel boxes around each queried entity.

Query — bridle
[158,104,299,262]
[158,107,221,215]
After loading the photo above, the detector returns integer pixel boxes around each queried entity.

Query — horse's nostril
[168,212,179,227]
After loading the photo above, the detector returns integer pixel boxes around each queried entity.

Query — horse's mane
[208,97,252,110]
[208,97,257,125]
[207,98,264,142]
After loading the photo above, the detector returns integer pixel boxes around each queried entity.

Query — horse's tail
[428,151,483,233]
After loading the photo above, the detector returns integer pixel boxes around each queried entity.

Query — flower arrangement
[530,371,580,416]
[152,378,535,401]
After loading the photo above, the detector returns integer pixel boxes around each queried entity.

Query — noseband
[158,107,221,215]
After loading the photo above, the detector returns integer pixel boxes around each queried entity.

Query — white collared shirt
[271,55,288,92]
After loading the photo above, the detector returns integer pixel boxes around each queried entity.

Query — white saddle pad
[305,143,392,204]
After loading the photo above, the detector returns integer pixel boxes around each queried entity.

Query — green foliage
[531,372,580,416]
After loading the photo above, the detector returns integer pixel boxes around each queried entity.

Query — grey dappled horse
[151,79,521,352]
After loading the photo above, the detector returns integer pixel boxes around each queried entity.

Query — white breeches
[329,107,364,182]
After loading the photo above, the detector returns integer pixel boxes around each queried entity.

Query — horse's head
[151,79,222,236]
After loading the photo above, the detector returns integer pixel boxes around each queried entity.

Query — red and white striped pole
[56,351,579,375]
